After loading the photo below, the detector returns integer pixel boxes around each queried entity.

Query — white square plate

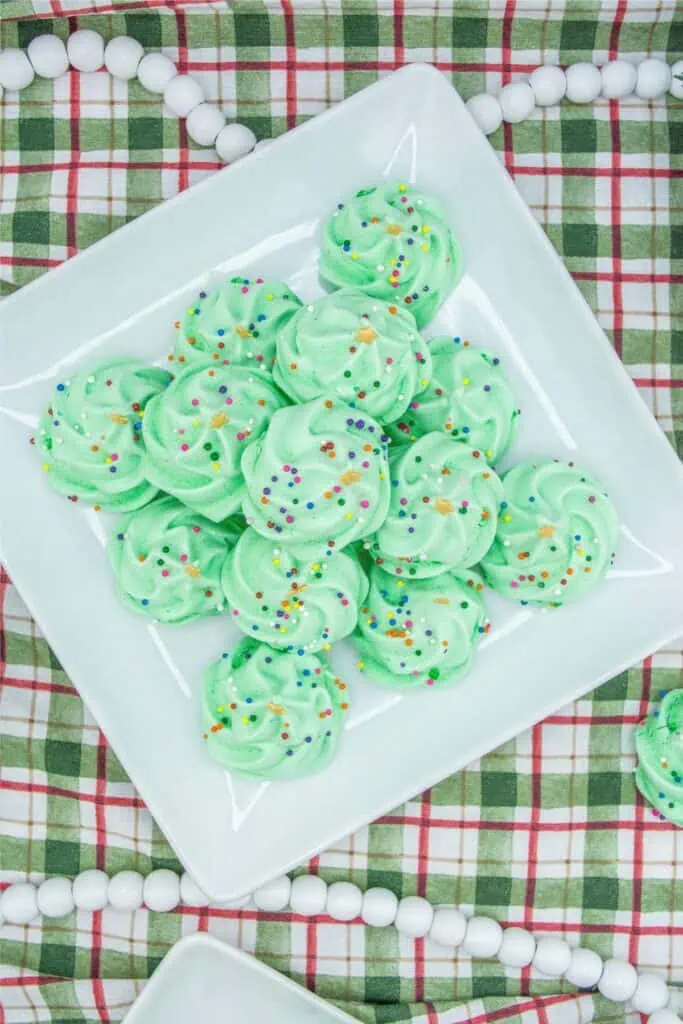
[123,933,356,1023]
[1,65,683,900]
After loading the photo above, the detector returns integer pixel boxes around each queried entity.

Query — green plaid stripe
[1,3,682,1022]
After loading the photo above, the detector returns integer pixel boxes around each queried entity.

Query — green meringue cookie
[479,460,619,606]
[351,563,489,689]
[364,432,503,578]
[241,397,391,554]
[319,182,461,328]
[143,360,289,522]
[37,358,171,511]
[222,528,368,653]
[174,276,302,370]
[386,336,519,464]
[635,689,683,827]
[110,495,243,624]
[203,637,350,780]
[274,288,431,423]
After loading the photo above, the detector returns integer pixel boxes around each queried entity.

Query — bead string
[0,33,681,164]
[0,871,681,1022]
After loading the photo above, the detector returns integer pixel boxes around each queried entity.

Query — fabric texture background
[0,2,682,1022]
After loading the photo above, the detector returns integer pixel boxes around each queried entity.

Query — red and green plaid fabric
[1,3,682,1022]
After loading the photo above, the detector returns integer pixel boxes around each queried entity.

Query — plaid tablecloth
[1,3,682,1022]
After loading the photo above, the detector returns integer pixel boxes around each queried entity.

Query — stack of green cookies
[36,182,620,782]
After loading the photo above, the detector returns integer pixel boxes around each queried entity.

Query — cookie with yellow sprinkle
[173,277,302,370]
[142,360,289,522]
[386,336,519,464]
[110,495,242,624]
[203,637,350,780]
[351,563,489,689]
[479,460,619,606]
[222,527,368,653]
[320,182,461,329]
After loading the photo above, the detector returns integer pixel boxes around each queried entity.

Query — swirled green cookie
[110,495,242,624]
[635,689,683,827]
[479,460,619,606]
[173,277,302,370]
[364,432,503,578]
[386,336,520,464]
[37,358,171,510]
[351,564,489,689]
[273,288,431,423]
[142,360,289,522]
[222,528,368,653]
[203,637,349,780]
[319,182,461,328]
[241,397,391,554]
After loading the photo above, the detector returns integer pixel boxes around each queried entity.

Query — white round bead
[497,926,536,968]
[533,937,572,978]
[104,37,144,81]
[66,30,104,73]
[0,49,35,91]
[289,875,327,916]
[108,871,144,912]
[636,59,672,100]
[186,104,226,147]
[164,75,204,118]
[565,947,603,989]
[529,65,566,106]
[137,53,177,95]
[648,1011,683,1024]
[462,916,503,959]
[143,870,180,912]
[27,35,69,79]
[499,82,535,124]
[253,876,291,913]
[598,959,638,1002]
[0,883,39,925]
[601,59,637,99]
[361,887,398,928]
[670,60,683,100]
[326,882,362,922]
[465,93,503,135]
[565,63,602,104]
[37,877,74,918]
[215,123,257,164]
[630,974,670,1014]
[428,907,467,948]
[180,873,208,907]
[73,870,109,911]
[394,896,434,939]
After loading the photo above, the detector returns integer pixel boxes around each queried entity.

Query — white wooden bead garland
[1,33,679,162]
[0,31,256,165]
[466,56,680,136]
[2,870,681,1024]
